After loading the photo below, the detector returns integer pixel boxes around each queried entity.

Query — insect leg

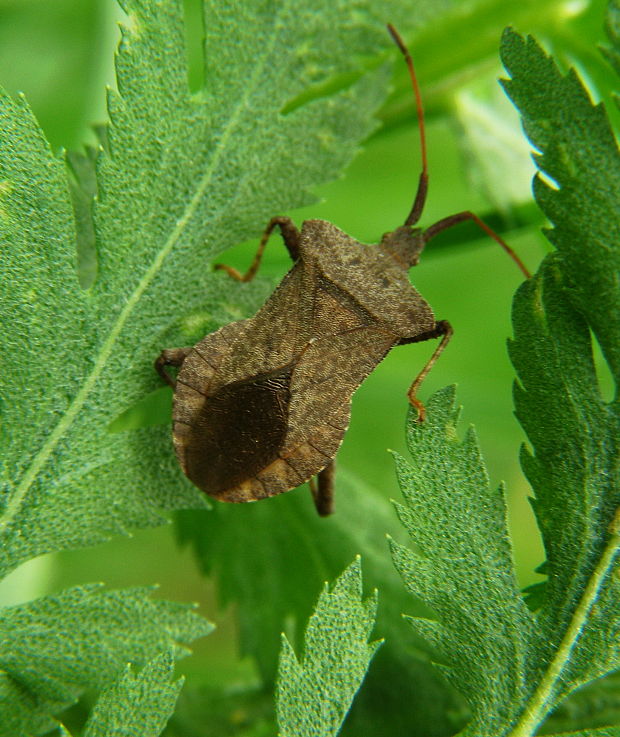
[155,347,192,388]
[423,211,531,278]
[398,320,453,422]
[214,216,300,282]
[309,460,335,516]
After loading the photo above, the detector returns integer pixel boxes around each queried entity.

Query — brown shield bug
[156,25,530,516]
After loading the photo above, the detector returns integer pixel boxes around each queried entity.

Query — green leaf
[543,671,620,735]
[545,730,620,737]
[509,261,620,696]
[176,472,409,679]
[602,0,620,79]
[0,585,212,737]
[176,472,459,736]
[275,558,381,737]
[0,0,399,578]
[390,19,620,737]
[454,82,535,212]
[501,27,620,383]
[82,653,181,737]
[390,388,534,734]
[502,20,620,701]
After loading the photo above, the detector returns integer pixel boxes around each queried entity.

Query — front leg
[214,216,301,282]
[398,320,453,422]
[155,347,192,388]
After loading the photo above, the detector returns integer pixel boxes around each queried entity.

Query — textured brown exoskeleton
[156,25,530,516]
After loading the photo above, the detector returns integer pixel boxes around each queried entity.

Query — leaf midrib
[0,13,283,541]
[505,512,620,737]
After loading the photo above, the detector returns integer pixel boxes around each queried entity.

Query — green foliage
[0,585,211,737]
[1,0,619,735]
[503,22,620,697]
[176,473,414,678]
[389,21,620,737]
[276,559,381,737]
[2,0,504,733]
[166,683,275,737]
[604,0,620,76]
[0,1,487,733]
[542,671,620,734]
[0,0,400,579]
[544,731,620,737]
[503,33,620,383]
[176,473,458,736]
[390,388,534,734]
[82,654,182,737]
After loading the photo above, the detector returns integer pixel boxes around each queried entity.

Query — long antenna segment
[387,23,531,279]
[387,23,428,227]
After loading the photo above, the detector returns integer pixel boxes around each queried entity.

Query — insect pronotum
[156,25,530,516]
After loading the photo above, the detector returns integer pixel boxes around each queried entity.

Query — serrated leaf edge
[0,3,347,539]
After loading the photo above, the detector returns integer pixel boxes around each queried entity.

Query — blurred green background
[0,0,616,732]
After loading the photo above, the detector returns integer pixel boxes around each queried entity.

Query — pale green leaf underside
[0,0,448,577]
[82,653,182,737]
[276,558,381,737]
[0,585,212,737]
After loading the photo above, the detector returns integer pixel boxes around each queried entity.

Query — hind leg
[309,460,335,517]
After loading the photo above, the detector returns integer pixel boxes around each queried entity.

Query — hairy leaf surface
[390,20,620,737]
[176,472,458,735]
[0,585,212,737]
[0,0,400,577]
[82,653,182,737]
[276,558,380,737]
[502,21,620,706]
[390,388,534,735]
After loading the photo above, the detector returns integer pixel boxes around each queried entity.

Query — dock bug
[156,25,530,516]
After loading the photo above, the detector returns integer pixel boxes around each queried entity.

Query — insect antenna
[387,23,428,228]
[388,24,531,278]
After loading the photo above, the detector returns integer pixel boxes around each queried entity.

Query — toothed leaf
[276,559,381,737]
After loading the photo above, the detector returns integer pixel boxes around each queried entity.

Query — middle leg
[155,347,192,388]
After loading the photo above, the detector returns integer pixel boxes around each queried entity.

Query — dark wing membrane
[176,366,292,496]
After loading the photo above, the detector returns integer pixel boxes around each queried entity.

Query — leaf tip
[501,25,519,46]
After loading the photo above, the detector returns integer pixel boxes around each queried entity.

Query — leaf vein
[0,12,284,534]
